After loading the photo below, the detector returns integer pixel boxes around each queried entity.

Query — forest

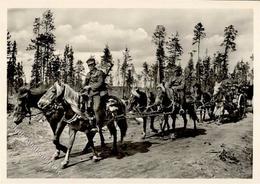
[7,9,253,98]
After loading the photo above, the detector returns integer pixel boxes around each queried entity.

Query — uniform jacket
[167,75,185,91]
[84,67,107,96]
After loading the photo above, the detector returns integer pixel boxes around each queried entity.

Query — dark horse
[128,89,158,139]
[193,83,214,122]
[38,81,127,168]
[151,84,198,138]
[12,86,94,161]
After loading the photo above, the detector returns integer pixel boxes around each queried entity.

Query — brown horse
[12,86,94,161]
[38,82,127,168]
[151,84,198,139]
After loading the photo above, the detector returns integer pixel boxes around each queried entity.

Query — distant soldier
[82,58,108,131]
[165,66,186,113]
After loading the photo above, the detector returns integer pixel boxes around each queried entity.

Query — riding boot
[89,117,98,133]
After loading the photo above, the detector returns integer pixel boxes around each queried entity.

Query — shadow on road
[60,128,206,168]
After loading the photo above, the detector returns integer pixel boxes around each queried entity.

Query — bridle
[15,89,64,124]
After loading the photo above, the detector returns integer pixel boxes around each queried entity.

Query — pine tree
[166,32,183,79]
[101,45,113,85]
[75,60,85,90]
[28,10,56,86]
[193,22,206,62]
[52,56,61,82]
[121,47,132,98]
[142,62,149,88]
[202,56,211,91]
[126,66,134,96]
[41,10,56,84]
[195,59,203,86]
[116,59,121,86]
[184,52,195,92]
[7,40,17,95]
[221,25,238,80]
[152,25,166,84]
[27,17,42,87]
[67,46,75,86]
[15,61,25,90]
[61,45,70,83]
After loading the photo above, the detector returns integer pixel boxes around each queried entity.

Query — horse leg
[182,113,188,130]
[162,114,169,135]
[170,113,177,139]
[107,122,118,155]
[52,121,67,160]
[203,108,206,121]
[86,132,101,162]
[188,106,197,131]
[142,117,147,139]
[61,128,77,169]
[49,121,60,160]
[199,109,203,123]
[98,125,106,148]
[81,131,96,154]
[150,116,158,133]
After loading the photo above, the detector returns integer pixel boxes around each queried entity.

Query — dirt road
[7,112,253,178]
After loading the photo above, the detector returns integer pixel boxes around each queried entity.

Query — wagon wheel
[237,94,247,119]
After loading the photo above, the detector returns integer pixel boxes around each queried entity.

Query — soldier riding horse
[38,81,128,168]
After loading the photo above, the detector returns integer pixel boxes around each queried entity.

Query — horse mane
[61,83,83,115]
[30,87,47,96]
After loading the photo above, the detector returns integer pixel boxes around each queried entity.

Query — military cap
[86,58,96,66]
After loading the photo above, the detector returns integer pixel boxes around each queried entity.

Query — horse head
[128,88,140,111]
[13,86,31,125]
[38,81,65,109]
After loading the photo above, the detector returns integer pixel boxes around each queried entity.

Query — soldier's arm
[84,73,90,86]
[90,70,105,91]
[174,78,185,90]
[165,77,173,88]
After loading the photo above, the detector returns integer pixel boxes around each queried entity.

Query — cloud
[63,22,151,52]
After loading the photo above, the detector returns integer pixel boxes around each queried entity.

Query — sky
[8,8,253,82]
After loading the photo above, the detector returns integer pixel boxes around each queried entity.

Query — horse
[151,84,198,138]
[128,89,158,139]
[37,81,127,168]
[12,86,94,161]
[192,83,214,122]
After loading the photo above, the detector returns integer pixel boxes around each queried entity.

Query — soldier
[82,57,108,132]
[165,66,185,113]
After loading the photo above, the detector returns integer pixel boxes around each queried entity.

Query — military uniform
[82,58,108,131]
[165,67,186,108]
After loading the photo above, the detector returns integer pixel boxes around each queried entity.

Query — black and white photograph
[4,1,257,181]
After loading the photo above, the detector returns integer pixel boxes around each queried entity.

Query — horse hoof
[151,129,158,134]
[81,149,90,155]
[170,133,176,140]
[52,152,60,160]
[141,132,146,139]
[92,155,101,162]
[110,149,118,155]
[61,161,69,169]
